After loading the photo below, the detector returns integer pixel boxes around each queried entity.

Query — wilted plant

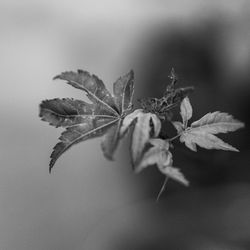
[39,68,244,200]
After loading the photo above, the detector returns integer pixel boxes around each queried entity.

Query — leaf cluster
[39,69,244,198]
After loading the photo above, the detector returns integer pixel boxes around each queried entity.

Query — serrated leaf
[191,112,244,133]
[179,112,244,152]
[40,70,135,171]
[39,98,115,127]
[53,70,119,116]
[113,70,134,114]
[180,97,192,126]
[50,118,118,170]
[180,130,239,152]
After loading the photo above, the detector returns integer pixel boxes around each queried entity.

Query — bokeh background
[0,0,250,249]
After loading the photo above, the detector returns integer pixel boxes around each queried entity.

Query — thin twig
[156,176,169,202]
[168,133,181,142]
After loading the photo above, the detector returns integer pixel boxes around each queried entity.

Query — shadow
[132,19,250,195]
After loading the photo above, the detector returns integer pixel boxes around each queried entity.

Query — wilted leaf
[180,97,192,126]
[160,166,189,186]
[131,112,161,166]
[137,138,188,186]
[120,109,161,166]
[131,113,153,166]
[119,109,143,137]
[136,138,171,173]
[178,111,244,152]
[40,69,134,171]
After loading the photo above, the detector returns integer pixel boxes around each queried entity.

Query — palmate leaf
[39,70,134,171]
[191,112,244,134]
[180,131,239,152]
[120,109,161,168]
[173,97,245,152]
[53,70,119,116]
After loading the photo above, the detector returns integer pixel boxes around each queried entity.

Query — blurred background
[0,0,250,249]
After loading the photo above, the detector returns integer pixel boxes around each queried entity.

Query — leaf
[160,166,189,186]
[172,121,184,134]
[113,70,134,114]
[191,112,244,134]
[50,118,118,169]
[137,138,189,186]
[101,119,122,160]
[119,109,143,137]
[39,98,115,128]
[136,138,171,173]
[180,130,240,152]
[53,70,119,116]
[180,97,192,126]
[40,70,134,171]
[120,109,161,166]
[131,112,161,166]
[178,112,244,152]
[173,99,245,152]
[100,71,135,160]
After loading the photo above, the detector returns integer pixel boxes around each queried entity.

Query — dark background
[0,0,249,249]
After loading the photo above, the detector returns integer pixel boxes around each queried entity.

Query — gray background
[0,0,250,249]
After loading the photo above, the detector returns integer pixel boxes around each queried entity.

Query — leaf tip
[49,161,54,173]
[52,74,60,80]
[129,69,134,78]
[49,149,58,172]
[182,179,190,186]
[231,147,240,152]
[134,164,143,174]
[77,69,84,74]
[238,121,245,130]
[103,153,115,161]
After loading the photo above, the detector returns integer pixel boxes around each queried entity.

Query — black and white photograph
[0,0,250,249]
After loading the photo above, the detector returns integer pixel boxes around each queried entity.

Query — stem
[156,176,169,202]
[168,133,181,142]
